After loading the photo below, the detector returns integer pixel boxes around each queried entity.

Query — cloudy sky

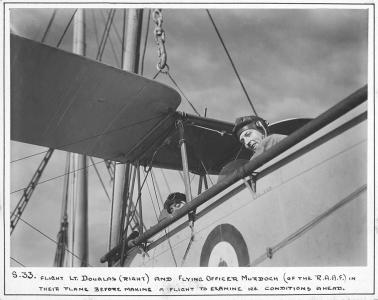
[8,5,368,267]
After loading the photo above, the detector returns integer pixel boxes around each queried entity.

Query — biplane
[10,11,368,268]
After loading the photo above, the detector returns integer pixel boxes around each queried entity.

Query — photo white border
[1,1,375,298]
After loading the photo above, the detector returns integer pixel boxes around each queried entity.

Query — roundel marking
[200,223,250,267]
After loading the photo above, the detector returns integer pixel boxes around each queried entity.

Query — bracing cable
[166,72,200,116]
[206,9,258,116]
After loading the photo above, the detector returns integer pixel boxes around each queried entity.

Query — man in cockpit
[217,116,286,183]
[233,115,286,159]
[158,192,187,221]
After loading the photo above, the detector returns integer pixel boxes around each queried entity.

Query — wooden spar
[72,8,88,267]
[109,9,144,260]
[101,84,367,263]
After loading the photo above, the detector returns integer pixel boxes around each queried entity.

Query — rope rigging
[206,9,258,116]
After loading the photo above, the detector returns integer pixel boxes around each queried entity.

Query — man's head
[164,192,187,214]
[233,116,269,152]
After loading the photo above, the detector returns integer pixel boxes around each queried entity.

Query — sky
[8,5,368,267]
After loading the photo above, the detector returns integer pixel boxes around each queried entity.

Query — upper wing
[11,34,181,162]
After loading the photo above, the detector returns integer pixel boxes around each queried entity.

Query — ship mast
[71,8,88,267]
[109,8,144,265]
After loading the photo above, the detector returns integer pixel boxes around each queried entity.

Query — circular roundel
[200,223,250,267]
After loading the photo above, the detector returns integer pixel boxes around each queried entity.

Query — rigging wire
[140,9,151,76]
[145,180,159,221]
[124,167,151,230]
[149,171,178,267]
[99,10,121,67]
[17,217,92,267]
[160,169,172,194]
[40,9,57,43]
[10,158,105,194]
[206,9,258,116]
[150,169,165,206]
[89,157,111,202]
[10,257,26,267]
[166,72,201,116]
[56,9,78,48]
[96,9,114,58]
[11,150,49,164]
[96,9,116,61]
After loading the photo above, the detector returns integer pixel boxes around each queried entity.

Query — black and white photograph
[1,1,375,297]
